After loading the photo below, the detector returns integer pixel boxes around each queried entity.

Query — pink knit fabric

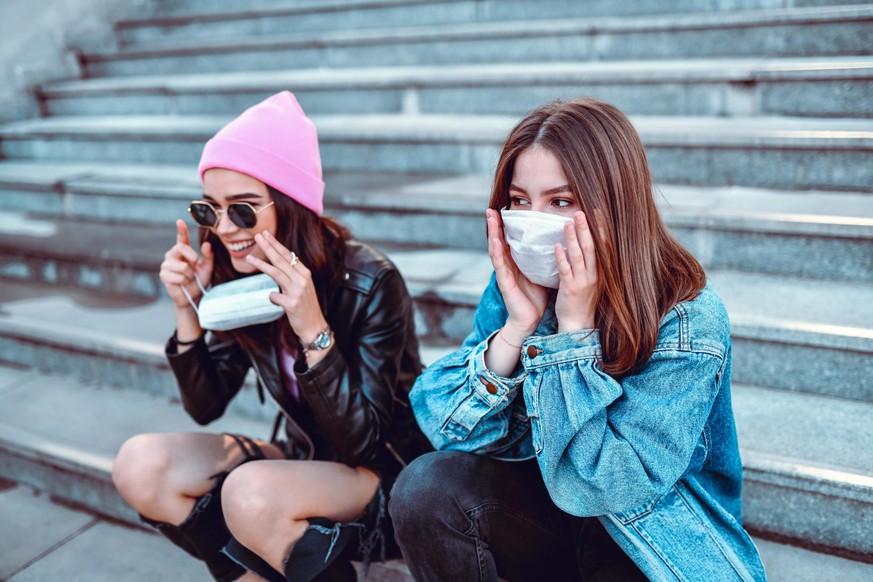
[198,91,324,215]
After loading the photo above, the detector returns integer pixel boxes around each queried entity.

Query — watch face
[316,331,331,349]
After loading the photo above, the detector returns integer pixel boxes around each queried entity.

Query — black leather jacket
[165,240,431,478]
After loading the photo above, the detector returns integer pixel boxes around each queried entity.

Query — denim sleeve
[409,274,528,452]
[522,327,728,517]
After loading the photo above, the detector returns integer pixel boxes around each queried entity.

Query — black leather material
[165,240,432,476]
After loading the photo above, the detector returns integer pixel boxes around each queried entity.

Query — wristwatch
[303,326,333,352]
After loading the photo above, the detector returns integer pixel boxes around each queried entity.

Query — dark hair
[489,97,706,376]
[199,186,350,353]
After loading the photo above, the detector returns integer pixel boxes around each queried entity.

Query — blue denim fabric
[410,274,767,581]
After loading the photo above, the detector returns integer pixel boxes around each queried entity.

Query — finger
[195,241,214,281]
[257,231,297,269]
[486,209,498,241]
[575,212,597,279]
[554,243,573,285]
[175,244,200,265]
[176,219,190,247]
[563,220,585,274]
[163,258,194,274]
[246,253,293,288]
[256,234,309,287]
[160,272,188,286]
[488,233,507,272]
[268,291,295,310]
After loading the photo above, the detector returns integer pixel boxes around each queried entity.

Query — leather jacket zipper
[247,354,315,461]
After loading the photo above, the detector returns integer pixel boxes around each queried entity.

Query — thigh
[224,459,380,523]
[158,432,283,495]
[115,432,282,498]
[393,451,582,582]
[451,456,581,581]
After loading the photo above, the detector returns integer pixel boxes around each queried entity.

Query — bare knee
[223,463,306,545]
[112,433,174,511]
[222,462,282,527]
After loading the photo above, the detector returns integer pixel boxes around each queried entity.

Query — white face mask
[500,209,569,288]
[183,273,285,331]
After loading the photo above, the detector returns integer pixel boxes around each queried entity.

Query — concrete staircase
[0,0,871,579]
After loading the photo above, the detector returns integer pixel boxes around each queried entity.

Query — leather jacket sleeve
[293,267,414,467]
[165,334,250,425]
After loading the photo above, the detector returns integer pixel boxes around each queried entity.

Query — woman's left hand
[246,231,329,346]
[555,211,599,333]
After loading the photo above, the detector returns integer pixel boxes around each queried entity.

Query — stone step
[0,365,413,581]
[0,247,870,404]
[1,114,871,191]
[147,0,871,20]
[1,162,871,282]
[127,0,872,45]
[40,58,873,119]
[83,5,873,77]
[731,384,873,559]
[1,362,870,562]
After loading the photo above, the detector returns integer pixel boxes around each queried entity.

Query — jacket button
[527,346,542,358]
[479,376,498,395]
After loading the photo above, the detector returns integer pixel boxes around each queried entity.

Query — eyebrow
[509,184,572,196]
[202,192,264,202]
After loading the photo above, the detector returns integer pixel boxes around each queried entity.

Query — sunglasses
[188,200,275,229]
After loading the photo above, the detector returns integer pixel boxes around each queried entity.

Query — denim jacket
[410,275,767,581]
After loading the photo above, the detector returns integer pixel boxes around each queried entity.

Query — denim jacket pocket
[613,493,661,525]
[608,483,763,582]
[441,390,500,442]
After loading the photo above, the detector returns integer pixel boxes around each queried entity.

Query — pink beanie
[198,91,324,215]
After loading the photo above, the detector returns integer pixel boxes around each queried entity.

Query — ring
[289,252,299,267]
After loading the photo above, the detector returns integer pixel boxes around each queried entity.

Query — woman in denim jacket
[389,98,767,581]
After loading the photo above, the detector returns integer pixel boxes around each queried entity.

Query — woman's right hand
[486,209,548,340]
[159,220,214,310]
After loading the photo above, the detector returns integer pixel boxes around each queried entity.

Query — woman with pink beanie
[111,91,430,582]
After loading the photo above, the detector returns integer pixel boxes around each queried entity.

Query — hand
[554,211,598,333]
[486,209,548,340]
[159,219,214,310]
[245,230,328,344]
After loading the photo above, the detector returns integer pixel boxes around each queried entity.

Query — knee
[221,462,281,537]
[389,451,475,530]
[112,433,172,509]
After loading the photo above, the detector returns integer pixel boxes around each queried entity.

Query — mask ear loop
[179,273,208,314]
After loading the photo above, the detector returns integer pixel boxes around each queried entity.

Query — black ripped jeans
[388,451,646,582]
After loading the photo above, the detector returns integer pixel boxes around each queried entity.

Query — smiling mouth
[226,240,255,252]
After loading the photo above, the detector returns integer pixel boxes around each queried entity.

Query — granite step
[0,365,413,581]
[83,5,873,78]
[146,0,871,21]
[40,58,873,119]
[1,162,871,282]
[0,247,870,405]
[0,361,870,562]
[2,114,871,191]
[126,0,863,46]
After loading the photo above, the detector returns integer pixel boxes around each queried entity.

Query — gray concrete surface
[1,368,872,580]
[39,57,873,118]
[82,6,873,77]
[0,0,152,123]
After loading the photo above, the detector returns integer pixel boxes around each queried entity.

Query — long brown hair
[200,186,350,353]
[489,98,706,376]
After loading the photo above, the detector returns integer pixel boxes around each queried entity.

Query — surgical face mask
[182,273,285,331]
[500,209,569,289]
